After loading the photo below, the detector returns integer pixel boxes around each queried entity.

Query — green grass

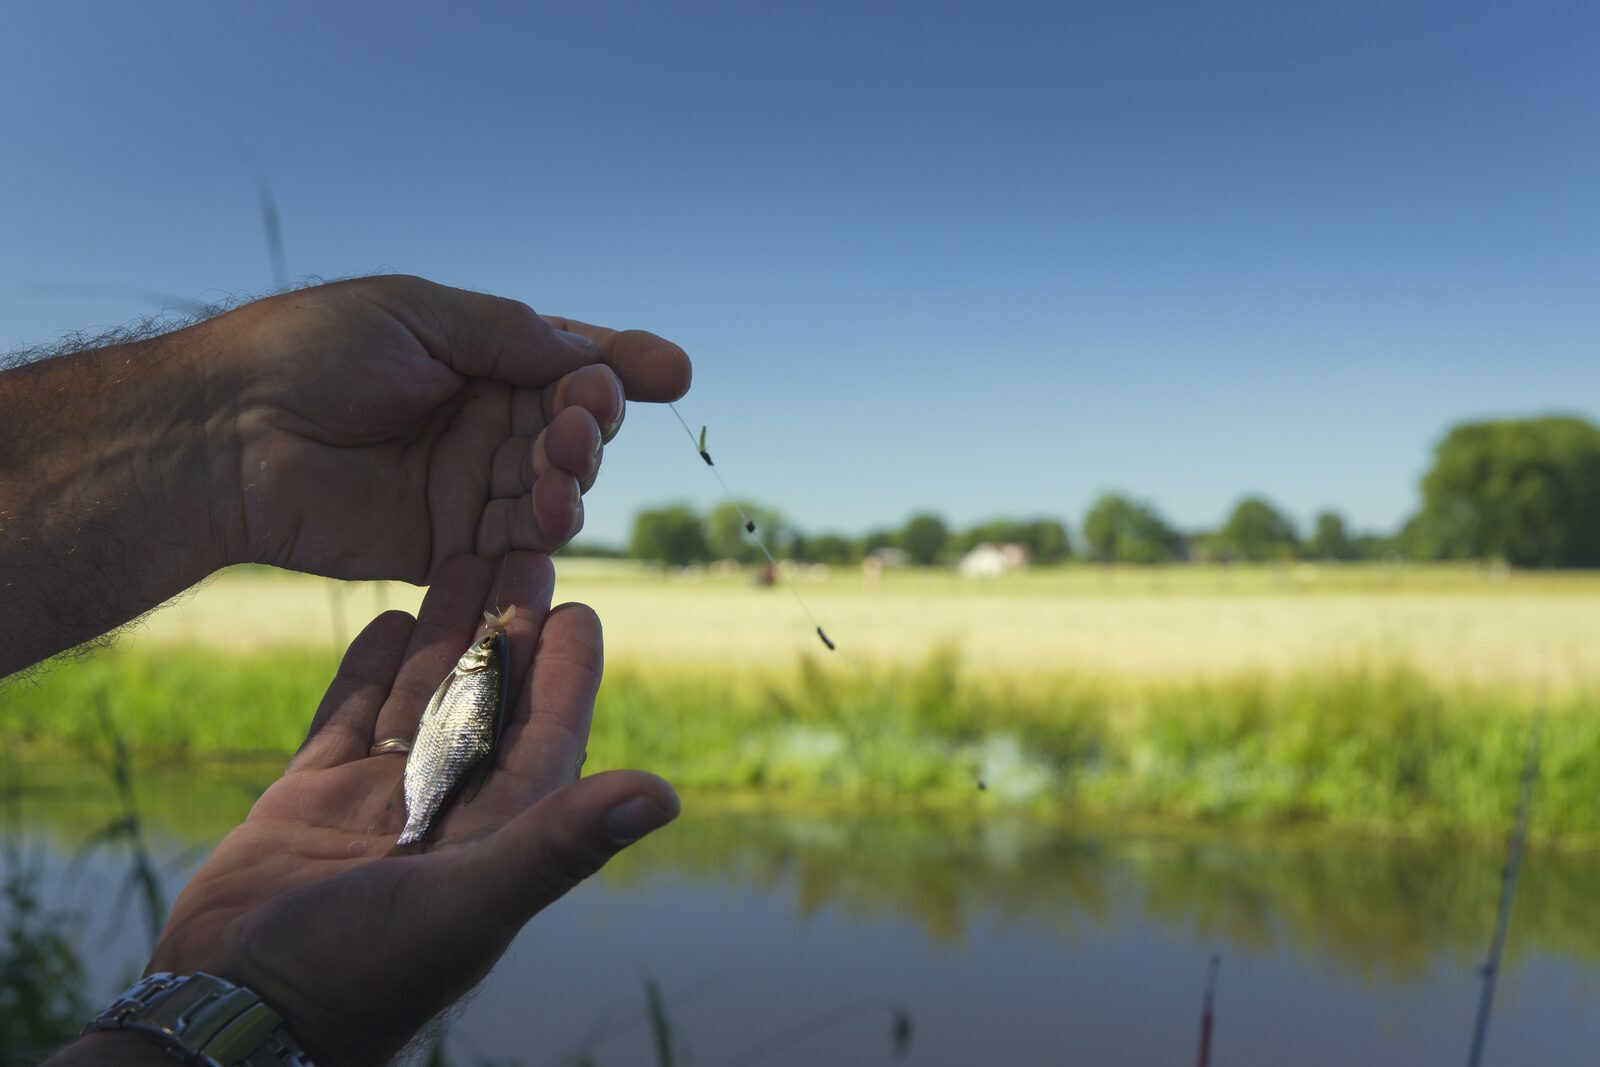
[5,645,1593,843]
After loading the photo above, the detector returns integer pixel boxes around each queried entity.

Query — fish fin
[386,841,425,859]
[417,670,454,732]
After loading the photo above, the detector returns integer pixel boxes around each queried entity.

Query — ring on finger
[370,737,413,757]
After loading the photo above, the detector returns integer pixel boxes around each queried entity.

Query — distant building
[959,542,1030,578]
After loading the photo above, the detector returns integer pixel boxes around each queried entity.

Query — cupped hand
[147,554,679,1066]
[213,276,691,580]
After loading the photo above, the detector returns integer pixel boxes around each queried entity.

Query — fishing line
[666,401,839,656]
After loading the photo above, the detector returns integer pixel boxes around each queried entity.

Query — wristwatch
[82,972,314,1066]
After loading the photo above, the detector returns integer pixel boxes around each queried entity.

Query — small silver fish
[396,607,514,847]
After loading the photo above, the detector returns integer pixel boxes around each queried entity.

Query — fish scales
[397,630,508,846]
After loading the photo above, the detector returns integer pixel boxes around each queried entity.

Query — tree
[1308,511,1355,561]
[1408,416,1600,568]
[799,533,856,565]
[1082,494,1183,563]
[628,504,710,565]
[704,500,786,563]
[1023,520,1073,564]
[1217,497,1299,562]
[900,513,949,566]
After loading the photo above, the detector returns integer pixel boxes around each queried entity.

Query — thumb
[467,770,681,924]
[391,277,600,386]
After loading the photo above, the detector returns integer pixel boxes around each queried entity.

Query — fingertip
[538,406,604,484]
[545,600,602,636]
[610,330,692,403]
[530,470,583,549]
[663,348,692,402]
[362,608,419,640]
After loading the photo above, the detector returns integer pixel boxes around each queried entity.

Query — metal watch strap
[83,972,314,1066]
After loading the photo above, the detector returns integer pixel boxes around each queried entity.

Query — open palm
[148,554,678,1066]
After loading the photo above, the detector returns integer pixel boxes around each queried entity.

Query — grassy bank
[5,646,1593,843]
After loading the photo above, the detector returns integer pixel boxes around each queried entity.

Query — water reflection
[10,763,1600,984]
[7,764,1600,1064]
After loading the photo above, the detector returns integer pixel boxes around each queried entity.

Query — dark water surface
[6,766,1600,1066]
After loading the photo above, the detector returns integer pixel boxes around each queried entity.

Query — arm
[0,324,233,673]
[44,552,678,1066]
[0,276,692,677]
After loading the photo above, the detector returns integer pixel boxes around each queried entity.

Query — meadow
[6,560,1599,843]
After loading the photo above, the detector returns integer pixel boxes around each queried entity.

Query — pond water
[5,765,1599,1066]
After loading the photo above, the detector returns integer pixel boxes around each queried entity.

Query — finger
[476,473,582,556]
[532,407,603,494]
[539,315,692,403]
[371,556,496,743]
[510,387,549,438]
[498,603,603,791]
[425,381,509,573]
[432,770,679,928]
[290,610,416,772]
[480,552,558,706]
[540,364,626,442]
[490,435,535,499]
[396,278,601,387]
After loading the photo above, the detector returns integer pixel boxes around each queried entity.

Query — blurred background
[4,3,1600,1065]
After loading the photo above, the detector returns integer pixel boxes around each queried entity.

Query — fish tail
[386,840,425,859]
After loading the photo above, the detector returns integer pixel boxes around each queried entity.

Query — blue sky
[3,2,1598,546]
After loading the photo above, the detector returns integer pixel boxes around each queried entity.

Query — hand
[213,275,692,579]
[0,274,691,675]
[144,553,680,1066]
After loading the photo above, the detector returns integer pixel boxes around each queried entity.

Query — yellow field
[126,561,1600,690]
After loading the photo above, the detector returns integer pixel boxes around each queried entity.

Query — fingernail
[606,379,625,437]
[567,493,585,541]
[605,795,677,844]
[555,328,596,352]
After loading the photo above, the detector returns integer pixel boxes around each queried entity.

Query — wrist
[46,1029,176,1066]
[146,941,392,1067]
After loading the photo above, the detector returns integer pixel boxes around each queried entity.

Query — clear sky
[3,2,1597,546]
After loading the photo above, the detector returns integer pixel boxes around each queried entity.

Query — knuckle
[500,298,543,339]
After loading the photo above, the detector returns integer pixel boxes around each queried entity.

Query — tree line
[610,415,1600,569]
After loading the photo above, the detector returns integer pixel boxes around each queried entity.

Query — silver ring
[370,737,413,757]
